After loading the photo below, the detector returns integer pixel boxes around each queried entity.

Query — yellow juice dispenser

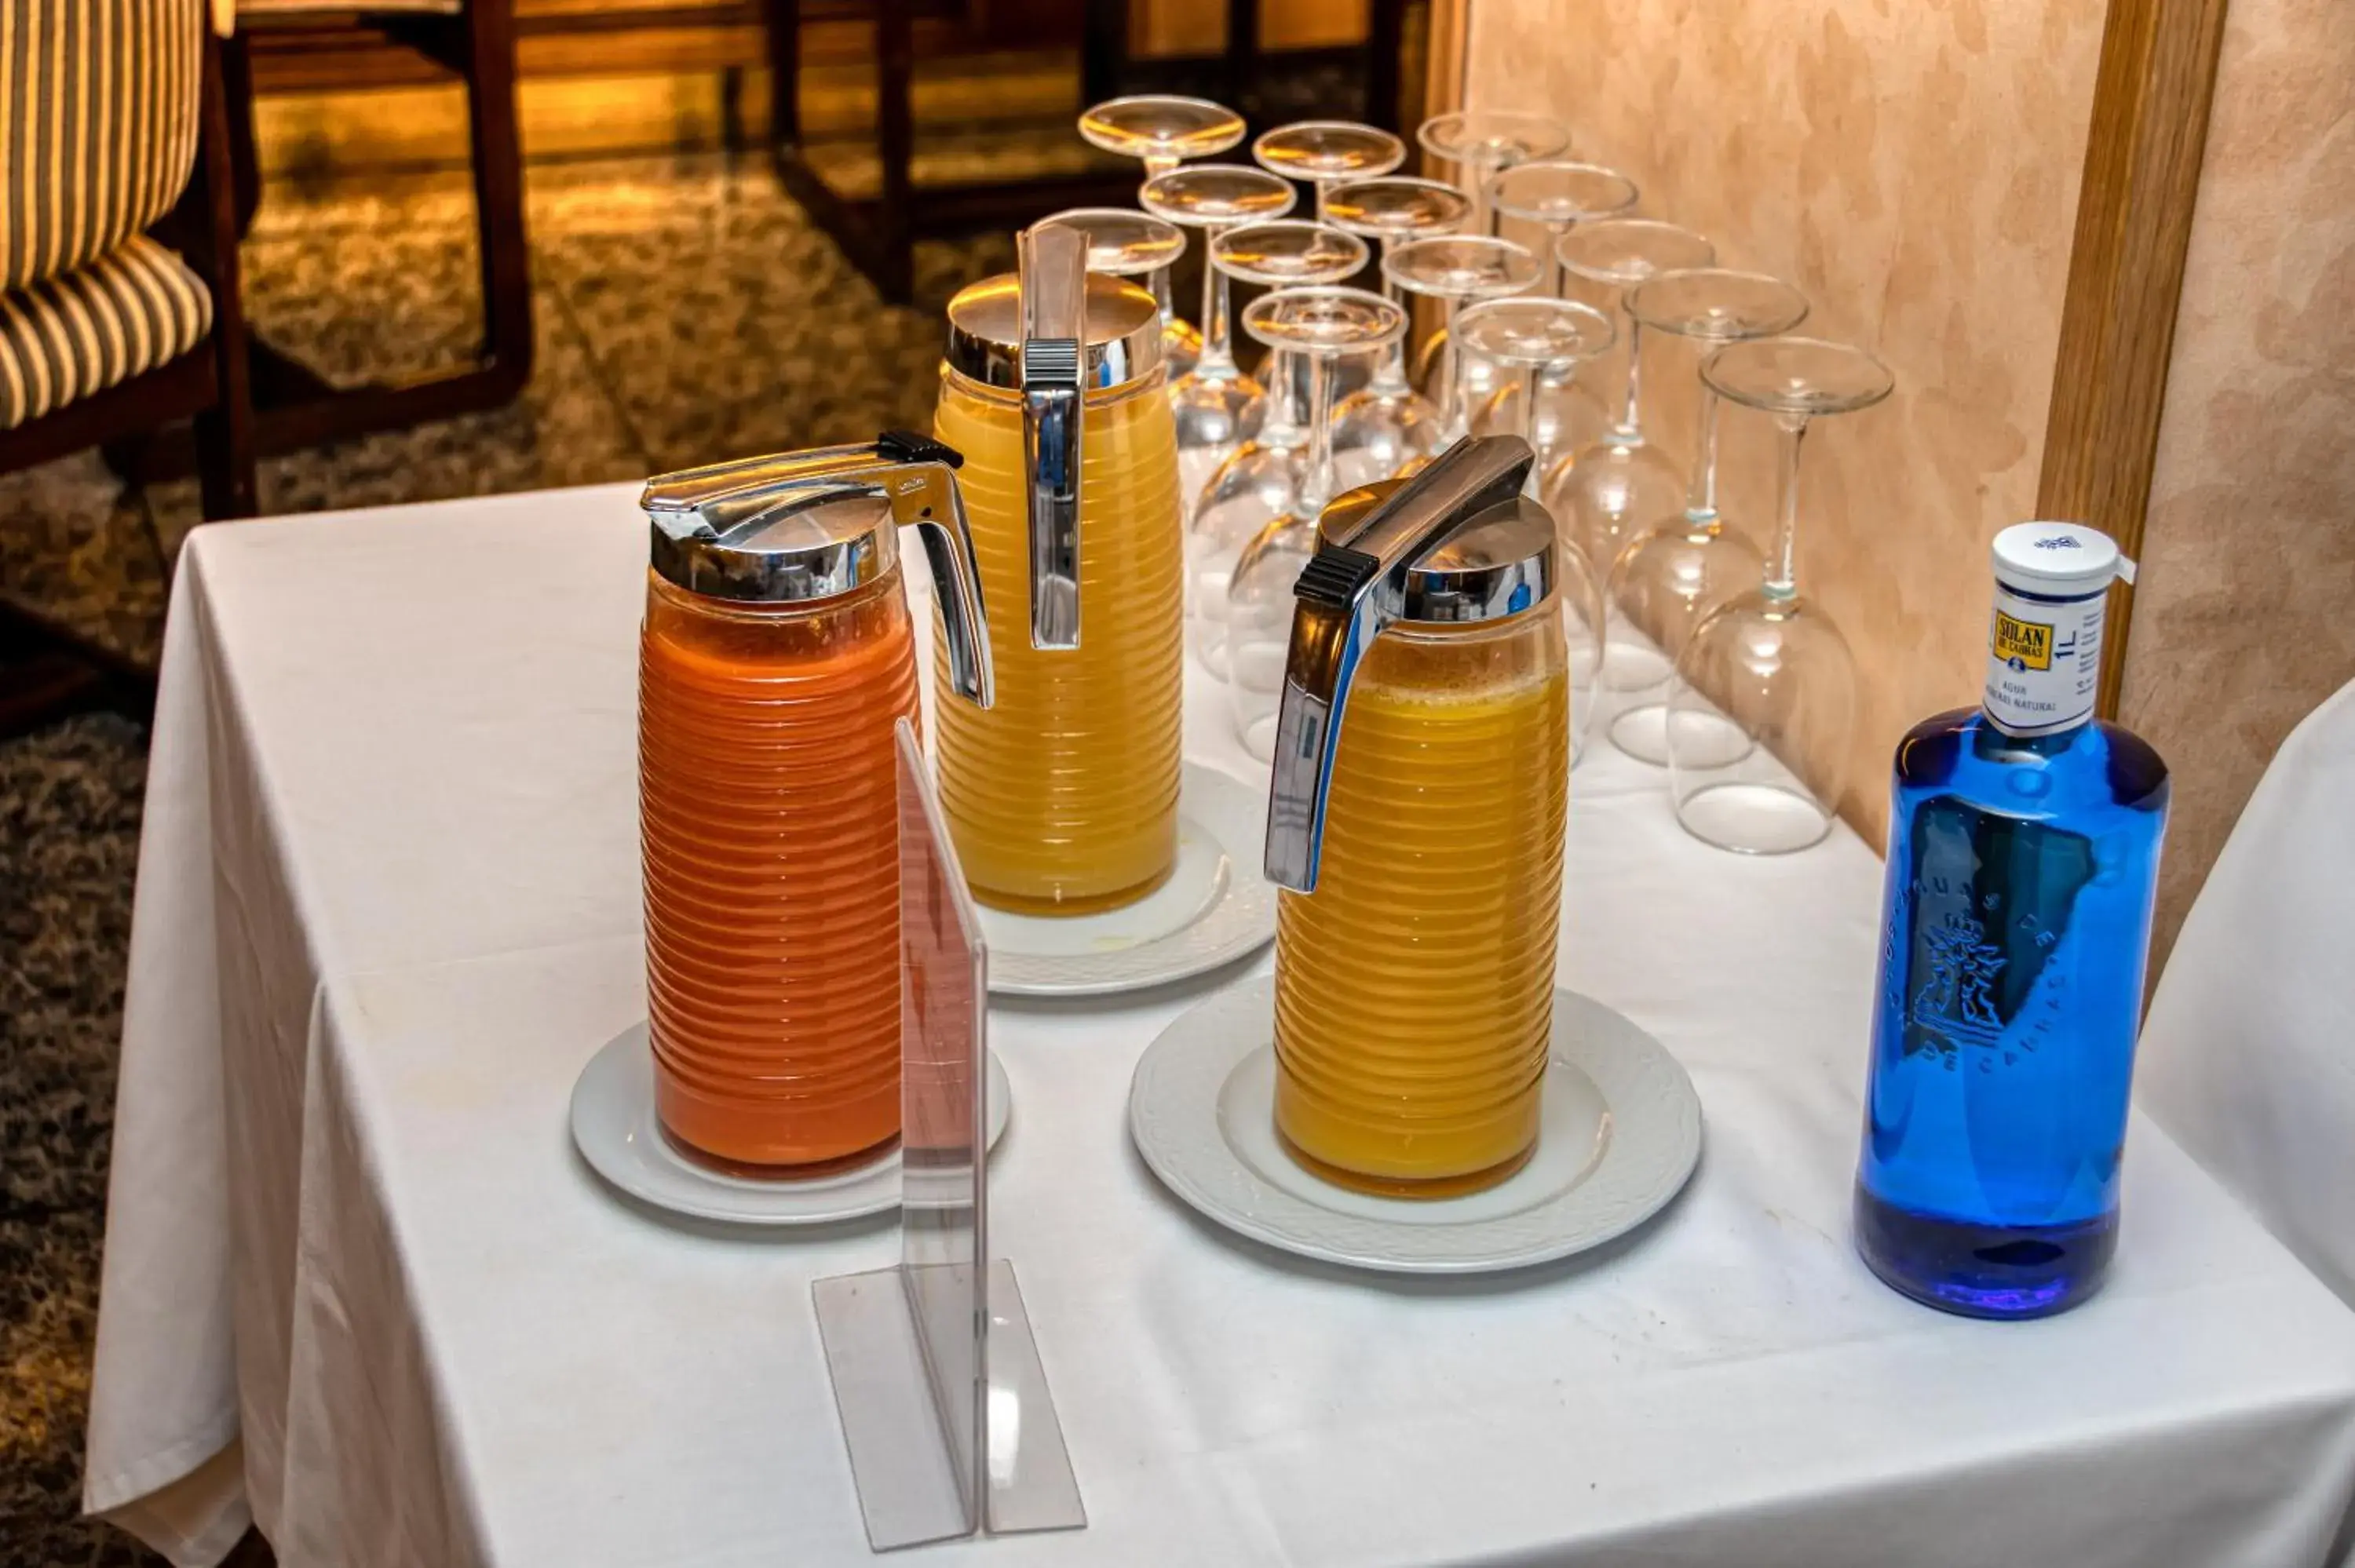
[932,221,1186,915]
[1262,436,1572,1197]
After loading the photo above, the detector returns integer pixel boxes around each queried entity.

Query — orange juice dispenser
[1262,436,1571,1197]
[931,221,1186,915]
[637,434,992,1170]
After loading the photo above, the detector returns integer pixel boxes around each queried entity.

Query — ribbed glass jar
[931,363,1185,915]
[639,566,919,1169]
[1273,605,1571,1196]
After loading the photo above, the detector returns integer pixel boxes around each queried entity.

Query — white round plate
[1128,979,1702,1274]
[571,1023,1010,1227]
[979,762,1276,997]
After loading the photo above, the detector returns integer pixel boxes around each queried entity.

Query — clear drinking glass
[1139,166,1300,501]
[1322,175,1470,488]
[1410,111,1569,406]
[1415,109,1572,237]
[1541,218,1716,691]
[1186,221,1371,676]
[1472,161,1640,472]
[1039,207,1192,381]
[1452,295,1616,768]
[1254,120,1408,219]
[1251,121,1406,406]
[1667,336,1894,854]
[1605,268,1809,765]
[1382,235,1541,446]
[1079,96,1247,378]
[1225,286,1409,759]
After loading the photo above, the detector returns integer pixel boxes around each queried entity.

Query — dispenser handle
[1262,436,1537,893]
[640,432,995,708]
[1019,223,1087,651]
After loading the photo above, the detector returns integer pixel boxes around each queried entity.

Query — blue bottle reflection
[1854,712,2168,1318]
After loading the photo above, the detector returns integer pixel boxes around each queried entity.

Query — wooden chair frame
[125,0,532,481]
[0,25,257,735]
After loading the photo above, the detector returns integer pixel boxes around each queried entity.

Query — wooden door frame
[2037,0,2233,717]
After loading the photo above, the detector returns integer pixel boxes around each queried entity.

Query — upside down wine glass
[1667,336,1895,854]
[1186,221,1371,675]
[1323,176,1471,489]
[1224,286,1410,758]
[1606,268,1810,765]
[1140,166,1298,501]
[1383,235,1542,449]
[1451,295,1617,767]
[1411,110,1569,405]
[1079,95,1247,377]
[1039,205,1191,377]
[1473,160,1641,473]
[1251,121,1406,406]
[1254,120,1408,220]
[1541,218,1716,681]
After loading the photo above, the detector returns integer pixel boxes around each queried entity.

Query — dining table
[83,481,2355,1567]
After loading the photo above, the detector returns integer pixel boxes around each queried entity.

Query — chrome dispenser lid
[1265,436,1556,893]
[647,471,901,604]
[640,431,995,706]
[1313,467,1556,625]
[944,268,1164,392]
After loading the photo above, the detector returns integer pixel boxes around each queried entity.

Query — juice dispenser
[1263,436,1572,1197]
[637,433,991,1169]
[932,221,1186,914]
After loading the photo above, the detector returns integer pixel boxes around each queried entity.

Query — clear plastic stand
[812,720,1086,1552]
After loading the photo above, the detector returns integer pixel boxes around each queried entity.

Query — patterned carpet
[0,148,1013,1567]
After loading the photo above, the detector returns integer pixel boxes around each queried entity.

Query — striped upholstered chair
[0,0,255,730]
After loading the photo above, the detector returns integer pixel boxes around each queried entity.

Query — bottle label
[1984,583,2104,735]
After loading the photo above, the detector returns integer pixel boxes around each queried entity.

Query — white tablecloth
[86,484,2355,1568]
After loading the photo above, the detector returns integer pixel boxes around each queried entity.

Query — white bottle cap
[1991,521,2124,598]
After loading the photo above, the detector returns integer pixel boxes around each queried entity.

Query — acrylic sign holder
[812,720,1086,1551]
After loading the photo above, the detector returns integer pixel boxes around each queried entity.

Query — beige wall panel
[2120,0,2355,968]
[1464,0,2107,840]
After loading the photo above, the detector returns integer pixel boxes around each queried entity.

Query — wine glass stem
[1150,265,1178,333]
[1765,412,1809,601]
[1373,238,1411,392]
[1199,224,1236,376]
[1685,380,1720,520]
[1616,306,1645,437]
[1441,297,1472,439]
[1270,350,1308,431]
[1546,223,1568,297]
[1471,157,1496,236]
[1144,152,1179,179]
[1302,352,1338,516]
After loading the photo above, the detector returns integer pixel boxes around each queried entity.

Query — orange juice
[640,567,918,1169]
[931,366,1185,913]
[1272,608,1571,1195]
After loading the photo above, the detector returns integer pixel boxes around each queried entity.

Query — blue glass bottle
[1854,523,2168,1319]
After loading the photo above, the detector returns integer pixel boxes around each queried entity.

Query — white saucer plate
[979,761,1276,998]
[571,1023,1010,1227]
[1128,979,1702,1274]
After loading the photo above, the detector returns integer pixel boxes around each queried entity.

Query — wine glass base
[1672,781,1834,855]
[1597,636,1673,695]
[1607,702,1671,767]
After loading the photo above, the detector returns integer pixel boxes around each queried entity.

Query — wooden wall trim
[2036,0,2232,717]
[1422,0,1465,133]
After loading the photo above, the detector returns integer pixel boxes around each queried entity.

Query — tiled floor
[0,148,1009,1568]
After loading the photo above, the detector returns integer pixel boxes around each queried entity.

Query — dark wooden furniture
[765,0,1417,304]
[762,0,1137,304]
[128,0,531,483]
[0,27,257,737]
